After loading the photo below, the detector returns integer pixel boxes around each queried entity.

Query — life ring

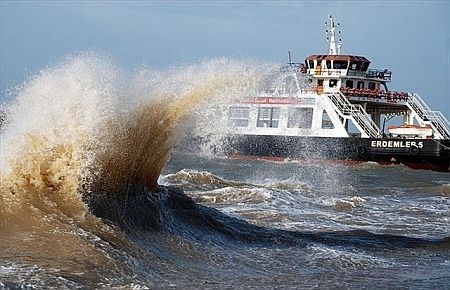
[409,145,420,155]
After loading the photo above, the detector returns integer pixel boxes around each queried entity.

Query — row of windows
[326,79,379,90]
[229,107,334,129]
[306,60,369,71]
[344,79,377,90]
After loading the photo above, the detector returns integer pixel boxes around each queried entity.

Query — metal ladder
[406,93,450,139]
[326,91,381,138]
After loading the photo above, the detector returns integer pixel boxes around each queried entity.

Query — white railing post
[326,92,380,138]
[406,93,450,139]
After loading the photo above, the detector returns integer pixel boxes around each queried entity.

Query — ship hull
[223,135,450,172]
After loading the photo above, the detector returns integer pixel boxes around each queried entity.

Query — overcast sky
[1,1,449,116]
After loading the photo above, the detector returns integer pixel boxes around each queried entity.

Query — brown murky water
[1,55,449,289]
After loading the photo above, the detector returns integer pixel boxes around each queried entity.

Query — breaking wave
[161,169,252,191]
[1,54,449,288]
[0,54,263,217]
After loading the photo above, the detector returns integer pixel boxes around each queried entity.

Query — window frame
[228,106,250,127]
[257,107,280,128]
[287,107,314,129]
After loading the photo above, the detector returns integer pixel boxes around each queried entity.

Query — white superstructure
[227,16,450,141]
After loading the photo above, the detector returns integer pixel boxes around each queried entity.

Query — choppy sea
[1,55,449,289]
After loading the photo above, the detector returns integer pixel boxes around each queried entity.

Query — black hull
[223,135,450,172]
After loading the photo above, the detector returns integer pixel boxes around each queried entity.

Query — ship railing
[326,91,381,138]
[407,93,431,119]
[427,111,450,139]
[345,70,365,77]
[300,88,320,94]
[352,105,382,138]
[310,69,342,77]
[433,111,450,130]
[406,93,450,139]
[323,69,342,76]
[340,87,408,101]
[310,68,392,80]
[365,69,392,81]
[345,69,392,81]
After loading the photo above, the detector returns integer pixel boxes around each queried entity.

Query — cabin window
[308,60,314,68]
[257,107,280,128]
[346,80,354,88]
[357,81,365,89]
[228,106,250,127]
[349,62,358,70]
[368,82,376,90]
[333,61,348,69]
[361,62,370,71]
[321,110,335,129]
[326,60,331,69]
[329,79,338,88]
[288,107,313,129]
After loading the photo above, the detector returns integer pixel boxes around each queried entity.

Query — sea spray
[0,55,266,276]
[0,54,266,217]
[0,54,121,218]
[1,55,449,289]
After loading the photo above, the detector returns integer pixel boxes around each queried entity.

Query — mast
[325,15,342,55]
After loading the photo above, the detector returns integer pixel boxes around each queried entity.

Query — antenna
[325,15,342,55]
[288,50,292,64]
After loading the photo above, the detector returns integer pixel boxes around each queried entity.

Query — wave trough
[1,55,449,289]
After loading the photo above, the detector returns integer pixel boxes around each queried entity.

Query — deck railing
[310,68,392,81]
[406,93,450,139]
[340,87,408,101]
[326,91,381,138]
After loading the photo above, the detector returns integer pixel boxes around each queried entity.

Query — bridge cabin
[226,16,450,141]
[304,54,390,94]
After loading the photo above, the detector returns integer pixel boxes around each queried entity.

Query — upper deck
[226,16,450,140]
[304,54,392,82]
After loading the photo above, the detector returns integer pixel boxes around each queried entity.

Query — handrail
[406,93,450,139]
[410,93,431,111]
[365,69,392,81]
[310,69,342,76]
[326,91,380,138]
[432,111,450,129]
[340,87,408,101]
[346,69,392,80]
[428,111,450,139]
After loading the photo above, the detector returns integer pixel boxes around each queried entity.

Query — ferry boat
[222,16,450,172]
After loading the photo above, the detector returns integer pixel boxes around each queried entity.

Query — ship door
[314,60,322,75]
[317,79,324,94]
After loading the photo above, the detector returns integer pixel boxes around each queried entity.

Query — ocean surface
[1,55,449,289]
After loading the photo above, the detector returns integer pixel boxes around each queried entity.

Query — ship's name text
[371,140,424,148]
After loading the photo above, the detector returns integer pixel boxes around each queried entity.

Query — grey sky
[1,1,449,116]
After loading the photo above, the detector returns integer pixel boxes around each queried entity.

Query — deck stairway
[325,91,381,138]
[406,93,450,140]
